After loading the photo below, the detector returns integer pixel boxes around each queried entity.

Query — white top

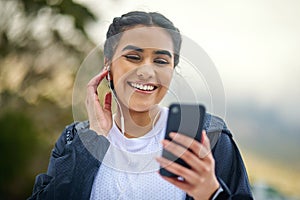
[90,107,186,200]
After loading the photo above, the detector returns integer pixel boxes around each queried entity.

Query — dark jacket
[28,114,253,200]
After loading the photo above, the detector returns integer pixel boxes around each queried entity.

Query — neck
[114,105,161,138]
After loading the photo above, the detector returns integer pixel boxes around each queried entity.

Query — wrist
[89,126,107,136]
[209,184,222,200]
[206,179,221,200]
[193,181,220,200]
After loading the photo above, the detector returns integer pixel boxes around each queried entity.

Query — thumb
[202,130,211,151]
[198,130,212,159]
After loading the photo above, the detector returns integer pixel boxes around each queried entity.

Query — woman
[29,11,253,200]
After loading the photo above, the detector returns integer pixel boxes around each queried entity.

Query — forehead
[115,26,174,53]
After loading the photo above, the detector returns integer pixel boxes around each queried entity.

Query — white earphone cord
[111,90,125,135]
[106,65,125,135]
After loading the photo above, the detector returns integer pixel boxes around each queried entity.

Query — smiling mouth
[128,82,158,92]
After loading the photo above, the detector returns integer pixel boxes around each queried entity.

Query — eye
[124,54,140,61]
[154,58,169,65]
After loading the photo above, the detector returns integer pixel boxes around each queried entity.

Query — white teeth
[130,82,155,91]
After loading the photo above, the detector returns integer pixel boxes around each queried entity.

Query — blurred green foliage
[0,0,96,57]
[0,90,74,199]
[0,0,98,107]
[0,110,38,199]
[0,0,99,199]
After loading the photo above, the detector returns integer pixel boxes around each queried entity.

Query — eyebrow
[122,45,143,52]
[154,50,172,58]
[122,45,172,58]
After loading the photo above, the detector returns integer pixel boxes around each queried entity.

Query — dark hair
[104,11,182,67]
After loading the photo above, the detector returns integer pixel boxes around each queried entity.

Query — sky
[77,0,300,124]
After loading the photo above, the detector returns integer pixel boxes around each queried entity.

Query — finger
[198,131,211,158]
[159,175,192,192]
[86,70,109,105]
[87,70,109,92]
[202,130,211,151]
[198,131,214,159]
[161,139,206,171]
[169,131,212,161]
[168,132,205,157]
[156,156,198,184]
[104,92,112,111]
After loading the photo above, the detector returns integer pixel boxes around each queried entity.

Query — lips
[128,82,158,92]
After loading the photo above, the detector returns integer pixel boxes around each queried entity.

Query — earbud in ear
[105,65,114,90]
[105,65,111,81]
[109,79,114,90]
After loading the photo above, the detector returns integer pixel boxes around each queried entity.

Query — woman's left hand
[156,131,220,200]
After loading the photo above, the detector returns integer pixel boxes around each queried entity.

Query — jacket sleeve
[28,122,110,200]
[212,128,254,200]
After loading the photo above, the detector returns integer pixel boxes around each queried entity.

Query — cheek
[111,62,132,87]
[112,67,133,101]
[156,69,173,102]
[158,68,174,89]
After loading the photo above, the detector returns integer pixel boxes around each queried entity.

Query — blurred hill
[225,100,300,197]
[226,100,300,169]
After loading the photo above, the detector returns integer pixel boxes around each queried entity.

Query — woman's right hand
[86,70,112,137]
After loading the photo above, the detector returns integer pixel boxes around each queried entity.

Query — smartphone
[159,103,206,177]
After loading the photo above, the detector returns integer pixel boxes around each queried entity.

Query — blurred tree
[0,0,100,199]
[0,110,38,199]
[0,0,97,107]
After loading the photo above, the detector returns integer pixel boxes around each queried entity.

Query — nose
[136,65,155,80]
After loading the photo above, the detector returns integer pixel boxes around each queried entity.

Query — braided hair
[104,11,182,67]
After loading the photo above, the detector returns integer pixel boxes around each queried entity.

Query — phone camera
[171,106,179,114]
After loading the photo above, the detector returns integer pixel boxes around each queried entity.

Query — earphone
[105,65,125,135]
[105,65,114,90]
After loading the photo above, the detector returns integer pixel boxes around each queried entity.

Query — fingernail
[161,140,167,147]
[169,132,175,138]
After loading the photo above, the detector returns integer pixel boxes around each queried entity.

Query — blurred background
[0,0,299,199]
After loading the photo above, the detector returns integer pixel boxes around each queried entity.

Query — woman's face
[109,26,174,112]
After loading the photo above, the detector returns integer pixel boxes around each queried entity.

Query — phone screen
[159,103,206,177]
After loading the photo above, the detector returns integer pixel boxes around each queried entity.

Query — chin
[128,101,158,113]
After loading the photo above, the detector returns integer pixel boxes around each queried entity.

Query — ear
[104,57,113,80]
[104,57,110,68]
